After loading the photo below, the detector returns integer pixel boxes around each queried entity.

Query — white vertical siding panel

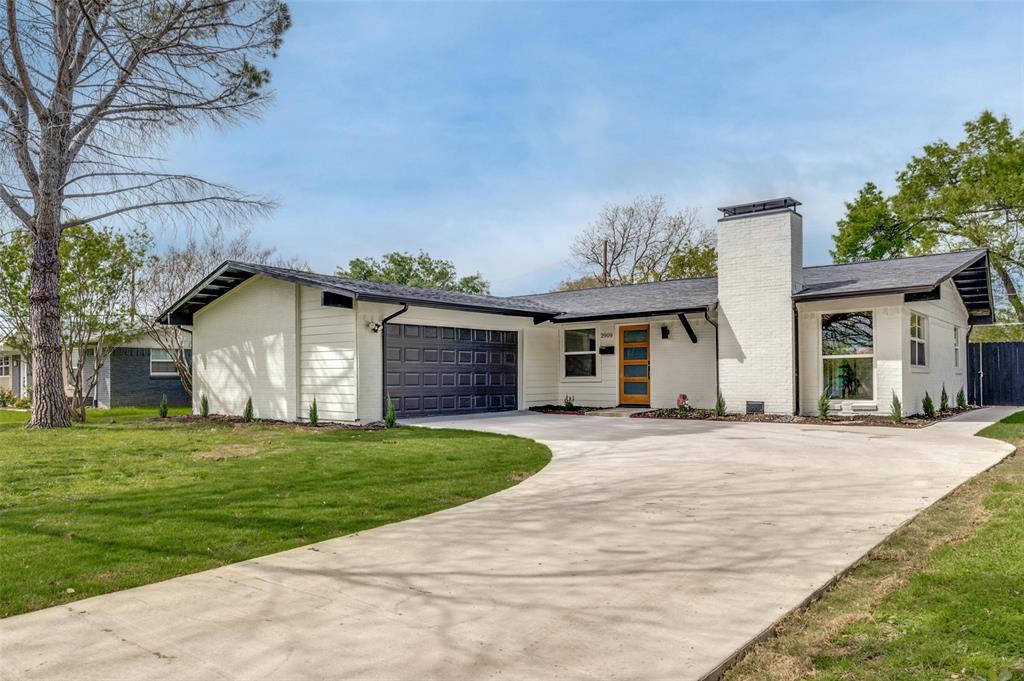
[299,286,357,422]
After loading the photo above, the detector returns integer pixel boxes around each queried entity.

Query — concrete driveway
[0,408,1016,681]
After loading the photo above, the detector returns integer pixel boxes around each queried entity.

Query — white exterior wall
[299,286,358,422]
[903,280,969,415]
[556,314,717,409]
[717,209,802,414]
[556,321,618,407]
[797,294,905,416]
[651,315,717,409]
[192,276,299,421]
[354,303,557,423]
[0,351,13,394]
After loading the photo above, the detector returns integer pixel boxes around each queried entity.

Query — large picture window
[910,313,927,367]
[821,311,874,400]
[150,349,178,377]
[563,328,597,377]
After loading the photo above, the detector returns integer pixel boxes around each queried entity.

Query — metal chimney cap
[718,197,801,218]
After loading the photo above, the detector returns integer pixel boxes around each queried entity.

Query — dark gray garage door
[384,323,518,418]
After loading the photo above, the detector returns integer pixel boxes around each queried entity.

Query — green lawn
[0,407,550,617]
[725,410,1024,681]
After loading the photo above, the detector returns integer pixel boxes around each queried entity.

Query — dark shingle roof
[794,249,989,301]
[244,263,559,315]
[513,278,718,321]
[161,249,991,325]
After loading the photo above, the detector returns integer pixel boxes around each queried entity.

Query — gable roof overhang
[159,262,560,326]
[793,250,995,325]
[548,306,710,324]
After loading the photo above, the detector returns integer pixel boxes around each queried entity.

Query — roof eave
[551,306,710,323]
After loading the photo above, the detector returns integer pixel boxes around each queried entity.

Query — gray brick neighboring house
[1,334,191,409]
[85,345,192,409]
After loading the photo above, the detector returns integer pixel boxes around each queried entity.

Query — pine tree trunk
[27,213,71,429]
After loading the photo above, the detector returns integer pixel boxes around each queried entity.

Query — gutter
[380,303,409,417]
[555,306,709,324]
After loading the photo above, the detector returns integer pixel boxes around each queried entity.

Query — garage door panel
[385,322,518,418]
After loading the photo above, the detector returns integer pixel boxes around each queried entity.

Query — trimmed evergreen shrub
[957,387,967,409]
[309,397,319,426]
[158,393,169,418]
[200,393,209,418]
[922,391,935,418]
[890,391,903,423]
[384,395,397,428]
[243,397,254,423]
[940,384,949,412]
[714,390,726,417]
[817,389,831,420]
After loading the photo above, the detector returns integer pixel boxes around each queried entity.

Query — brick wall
[109,347,191,408]
[716,209,802,414]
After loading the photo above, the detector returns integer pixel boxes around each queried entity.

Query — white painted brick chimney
[715,199,803,414]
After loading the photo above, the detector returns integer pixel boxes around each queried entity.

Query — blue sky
[167,1,1024,295]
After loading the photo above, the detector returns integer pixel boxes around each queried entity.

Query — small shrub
[957,387,967,409]
[308,397,319,426]
[563,394,575,409]
[890,391,903,423]
[243,397,254,423]
[0,389,13,407]
[158,393,169,418]
[14,395,30,409]
[940,384,949,412]
[714,390,726,417]
[384,395,397,428]
[200,393,209,418]
[676,393,692,415]
[922,391,935,418]
[817,389,831,420]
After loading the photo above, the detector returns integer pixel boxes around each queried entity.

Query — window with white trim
[910,313,927,367]
[953,326,961,369]
[563,328,597,377]
[150,349,178,377]
[0,356,9,377]
[821,311,874,400]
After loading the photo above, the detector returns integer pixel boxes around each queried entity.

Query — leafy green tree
[665,242,718,279]
[555,274,605,292]
[832,111,1024,323]
[0,224,148,421]
[337,251,490,294]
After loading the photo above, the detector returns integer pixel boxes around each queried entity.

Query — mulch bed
[630,406,978,429]
[145,414,387,431]
[529,405,605,416]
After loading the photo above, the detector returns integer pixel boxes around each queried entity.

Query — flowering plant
[563,394,575,409]
[676,394,692,414]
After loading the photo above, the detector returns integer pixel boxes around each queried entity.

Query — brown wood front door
[619,324,650,405]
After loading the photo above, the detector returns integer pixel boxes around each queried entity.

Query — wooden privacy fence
[967,341,1024,406]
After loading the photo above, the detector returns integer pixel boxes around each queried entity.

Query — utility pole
[602,239,609,286]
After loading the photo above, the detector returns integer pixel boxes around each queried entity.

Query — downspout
[966,324,980,406]
[381,303,409,416]
[792,303,800,415]
[703,304,719,398]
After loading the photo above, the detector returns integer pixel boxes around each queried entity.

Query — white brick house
[161,198,995,421]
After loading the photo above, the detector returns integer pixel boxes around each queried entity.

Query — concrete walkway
[0,408,1016,681]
